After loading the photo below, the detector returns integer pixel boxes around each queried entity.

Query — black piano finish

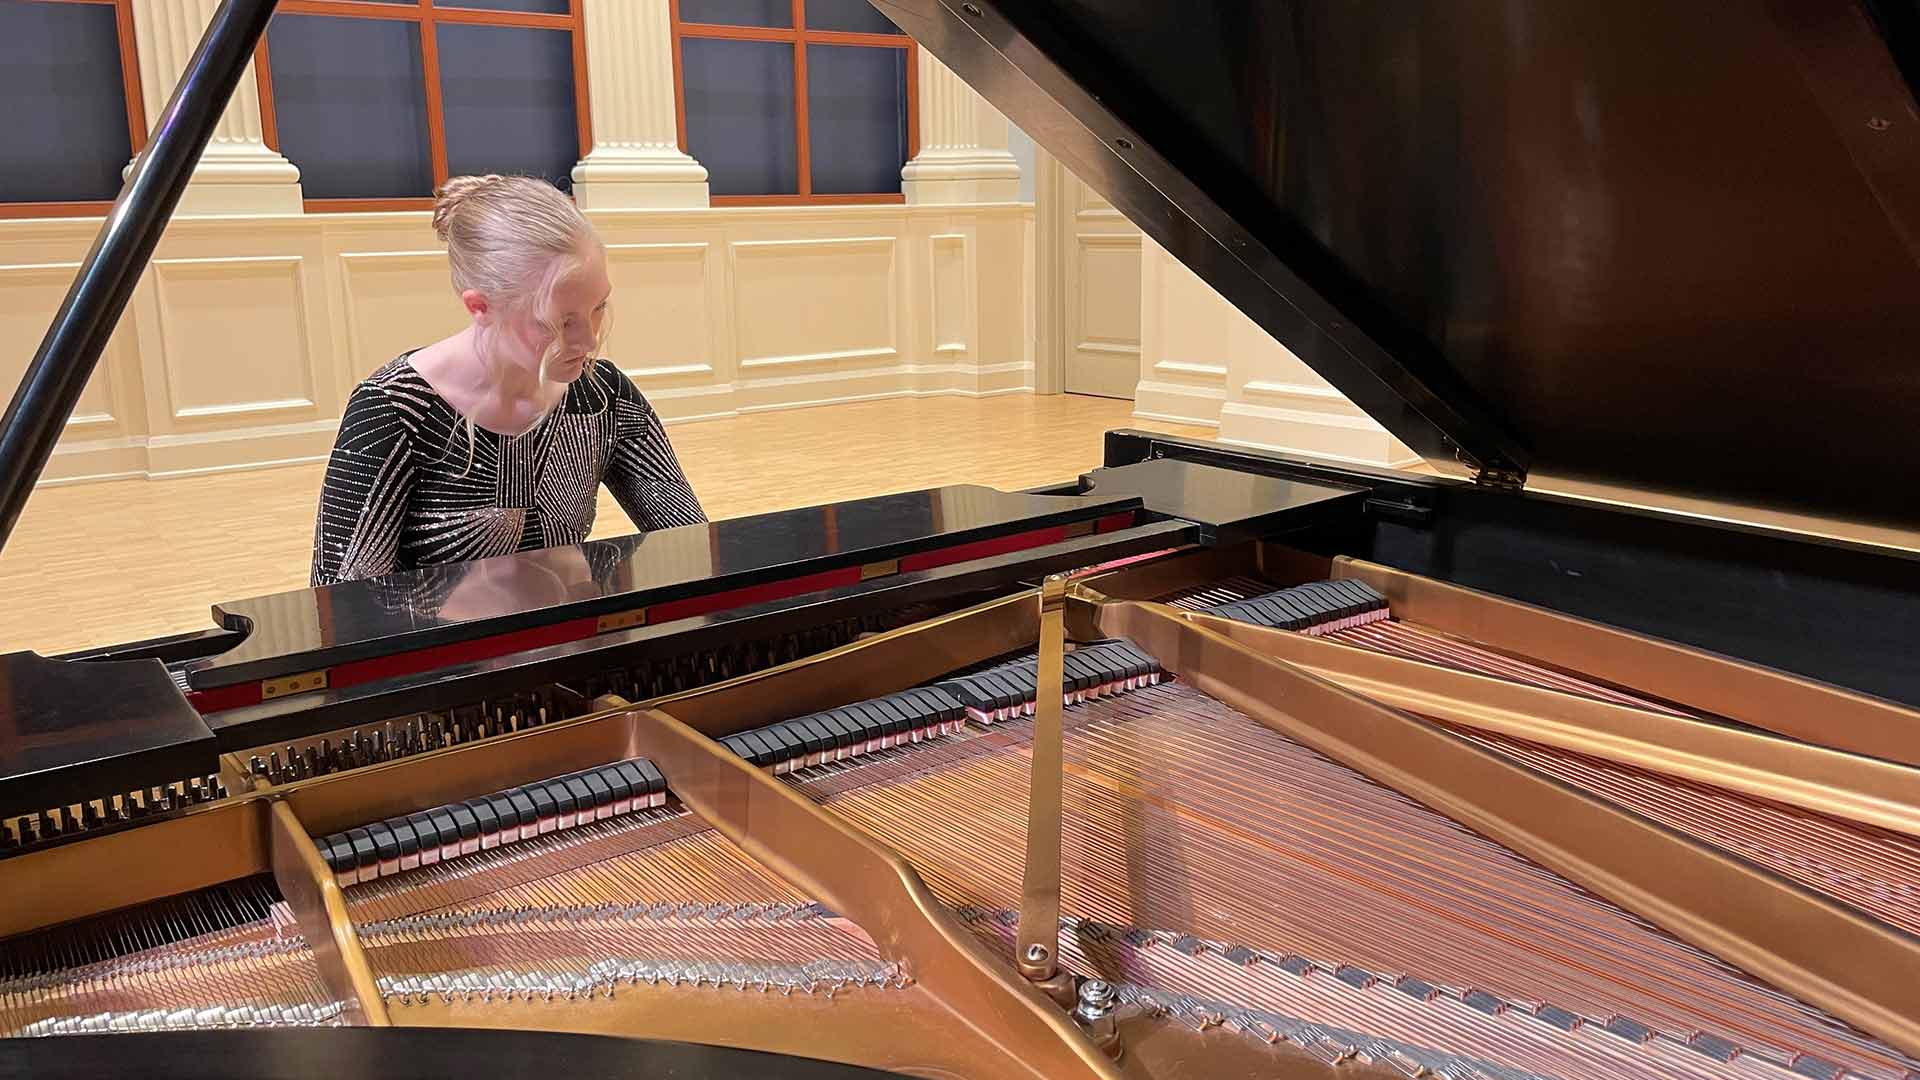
[0,653,213,819]
[189,485,1139,691]
[1078,459,1366,546]
[202,517,1197,751]
[1108,431,1920,712]
[891,0,1920,530]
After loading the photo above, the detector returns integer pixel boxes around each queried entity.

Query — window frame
[670,0,918,206]
[0,0,148,220]
[259,0,595,212]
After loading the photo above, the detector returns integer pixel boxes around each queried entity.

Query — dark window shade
[438,23,580,192]
[679,0,790,27]
[268,15,433,200]
[0,1,133,204]
[803,0,901,34]
[805,45,907,195]
[434,0,569,12]
[682,37,797,196]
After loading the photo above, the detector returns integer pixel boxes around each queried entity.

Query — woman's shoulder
[338,353,441,445]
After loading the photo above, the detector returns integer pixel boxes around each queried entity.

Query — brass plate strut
[1191,613,1920,839]
[1016,575,1073,1005]
[629,703,1122,1080]
[1332,556,1920,768]
[266,800,390,1026]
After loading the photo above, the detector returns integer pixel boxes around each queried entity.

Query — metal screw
[1868,117,1892,132]
[1115,137,1135,150]
[962,2,984,15]
[1025,943,1049,963]
[1076,979,1117,1020]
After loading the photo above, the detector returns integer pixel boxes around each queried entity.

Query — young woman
[310,174,706,587]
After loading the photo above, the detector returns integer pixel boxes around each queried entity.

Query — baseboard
[1133,379,1225,427]
[1216,400,1419,468]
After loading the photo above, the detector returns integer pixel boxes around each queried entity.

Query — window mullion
[420,4,450,187]
[114,0,147,152]
[793,0,809,196]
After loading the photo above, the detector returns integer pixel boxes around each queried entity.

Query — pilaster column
[901,52,1021,204]
[571,0,710,209]
[129,0,302,215]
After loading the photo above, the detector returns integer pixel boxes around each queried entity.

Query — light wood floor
[0,395,1210,656]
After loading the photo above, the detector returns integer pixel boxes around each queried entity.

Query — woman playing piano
[309,174,706,587]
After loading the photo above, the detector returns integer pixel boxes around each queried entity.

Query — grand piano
[3,1,1918,1078]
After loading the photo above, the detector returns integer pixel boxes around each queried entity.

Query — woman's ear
[461,289,491,323]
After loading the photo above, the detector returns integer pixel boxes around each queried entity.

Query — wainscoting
[0,202,1034,485]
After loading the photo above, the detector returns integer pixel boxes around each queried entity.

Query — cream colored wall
[0,203,1032,485]
[2,0,1033,487]
[1134,236,1417,468]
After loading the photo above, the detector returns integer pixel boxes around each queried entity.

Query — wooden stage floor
[0,394,1210,656]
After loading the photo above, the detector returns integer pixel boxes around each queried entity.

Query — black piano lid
[186,484,1139,691]
[884,0,1920,532]
[0,652,214,818]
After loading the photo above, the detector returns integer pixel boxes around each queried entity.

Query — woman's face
[493,245,612,385]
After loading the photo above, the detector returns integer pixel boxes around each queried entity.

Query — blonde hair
[430,174,609,457]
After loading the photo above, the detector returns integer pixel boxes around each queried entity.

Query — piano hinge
[262,669,328,700]
[596,607,649,634]
[1473,464,1525,492]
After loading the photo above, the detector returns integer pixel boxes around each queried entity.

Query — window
[261,0,590,211]
[0,0,146,218]
[673,0,916,205]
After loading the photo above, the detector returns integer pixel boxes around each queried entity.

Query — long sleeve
[599,363,707,532]
[311,382,419,586]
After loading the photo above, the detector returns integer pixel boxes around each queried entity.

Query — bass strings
[0,877,338,1036]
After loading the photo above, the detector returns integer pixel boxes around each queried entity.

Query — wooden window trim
[302,197,437,213]
[671,0,919,205]
[269,0,595,211]
[6,0,147,217]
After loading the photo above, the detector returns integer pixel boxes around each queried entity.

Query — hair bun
[432,174,504,241]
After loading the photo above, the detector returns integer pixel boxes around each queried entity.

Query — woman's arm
[600,364,707,532]
[310,382,419,586]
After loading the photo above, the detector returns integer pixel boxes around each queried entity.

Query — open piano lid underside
[885,0,1920,531]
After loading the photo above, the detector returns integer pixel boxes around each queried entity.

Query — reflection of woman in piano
[309,174,707,588]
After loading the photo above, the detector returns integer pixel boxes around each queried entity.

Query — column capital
[129,0,302,215]
[902,51,1020,205]
[571,0,709,209]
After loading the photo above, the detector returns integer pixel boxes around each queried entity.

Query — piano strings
[797,679,1918,1080]
[0,876,340,1036]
